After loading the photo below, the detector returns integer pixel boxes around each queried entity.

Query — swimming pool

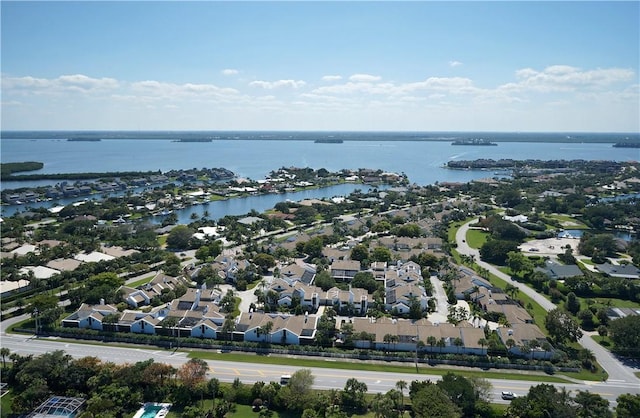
[140,406,162,418]
[132,403,172,418]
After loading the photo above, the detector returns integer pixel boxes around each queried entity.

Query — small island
[314,138,344,144]
[452,138,497,146]
[613,142,640,148]
[0,161,44,177]
[67,137,101,142]
[172,138,213,143]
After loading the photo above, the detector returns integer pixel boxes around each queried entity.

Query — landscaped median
[187,350,575,383]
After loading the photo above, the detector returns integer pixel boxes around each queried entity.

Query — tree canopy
[545,308,583,345]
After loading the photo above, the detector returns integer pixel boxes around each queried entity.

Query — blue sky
[1,1,638,132]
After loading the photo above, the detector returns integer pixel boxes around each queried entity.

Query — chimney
[100,298,105,305]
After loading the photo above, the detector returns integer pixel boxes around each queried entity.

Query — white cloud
[249,79,306,89]
[449,60,463,68]
[349,73,381,82]
[507,65,635,93]
[2,65,637,131]
[222,69,239,76]
[2,74,119,93]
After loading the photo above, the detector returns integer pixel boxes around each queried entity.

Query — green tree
[314,270,336,291]
[253,253,276,274]
[350,244,369,262]
[506,383,575,418]
[1,347,10,370]
[545,308,583,345]
[371,246,392,263]
[166,225,194,250]
[608,315,640,357]
[436,372,476,417]
[616,393,640,418]
[410,381,461,418]
[507,251,534,277]
[341,378,368,412]
[303,237,324,259]
[574,391,612,418]
[566,292,581,315]
[351,271,379,293]
[479,239,521,265]
[279,369,315,411]
[395,380,407,414]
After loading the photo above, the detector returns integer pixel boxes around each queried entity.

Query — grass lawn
[187,351,572,383]
[592,335,613,349]
[158,235,168,247]
[546,214,589,229]
[577,258,595,266]
[1,390,13,418]
[587,297,640,309]
[466,229,489,249]
[126,275,155,288]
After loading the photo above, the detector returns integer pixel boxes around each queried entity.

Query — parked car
[501,391,517,400]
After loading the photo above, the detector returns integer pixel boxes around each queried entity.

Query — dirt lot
[519,237,580,256]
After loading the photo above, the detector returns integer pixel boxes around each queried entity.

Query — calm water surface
[2,139,637,188]
[2,138,638,221]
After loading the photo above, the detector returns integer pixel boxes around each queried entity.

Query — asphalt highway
[1,328,637,405]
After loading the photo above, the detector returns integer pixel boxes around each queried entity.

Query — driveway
[455,218,640,384]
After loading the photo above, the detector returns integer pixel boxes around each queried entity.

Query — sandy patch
[519,237,580,256]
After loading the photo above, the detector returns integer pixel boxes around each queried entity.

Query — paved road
[455,219,640,386]
[1,323,637,405]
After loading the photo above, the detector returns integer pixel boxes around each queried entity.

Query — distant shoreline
[1,130,639,144]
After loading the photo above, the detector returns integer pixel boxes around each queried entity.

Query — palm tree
[453,337,464,354]
[390,334,399,352]
[505,338,516,355]
[383,333,393,352]
[263,321,274,344]
[436,337,446,354]
[427,335,437,355]
[505,283,519,299]
[478,338,488,354]
[471,285,480,304]
[222,318,236,342]
[0,348,10,370]
[395,380,407,415]
[541,341,552,359]
[528,339,540,360]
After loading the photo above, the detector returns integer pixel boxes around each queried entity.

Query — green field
[466,229,489,249]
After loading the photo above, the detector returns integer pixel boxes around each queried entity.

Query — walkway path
[455,219,640,385]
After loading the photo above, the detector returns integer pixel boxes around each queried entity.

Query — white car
[501,391,517,400]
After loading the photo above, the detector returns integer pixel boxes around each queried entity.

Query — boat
[452,139,497,146]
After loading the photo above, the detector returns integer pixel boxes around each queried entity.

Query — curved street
[455,218,640,385]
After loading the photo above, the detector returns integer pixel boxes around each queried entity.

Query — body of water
[1,135,638,221]
[2,137,638,189]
